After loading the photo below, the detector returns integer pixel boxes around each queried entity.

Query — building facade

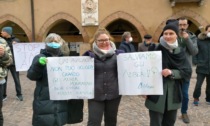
[0,0,209,55]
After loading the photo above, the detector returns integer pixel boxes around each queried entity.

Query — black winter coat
[119,41,136,53]
[193,33,210,74]
[83,50,123,101]
[27,49,69,126]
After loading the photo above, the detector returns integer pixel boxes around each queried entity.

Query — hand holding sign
[39,57,47,65]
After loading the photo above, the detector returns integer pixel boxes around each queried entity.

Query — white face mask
[128,37,133,42]
[166,40,178,49]
[207,32,210,38]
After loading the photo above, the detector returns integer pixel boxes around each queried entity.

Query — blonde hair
[89,28,114,44]
[45,33,65,45]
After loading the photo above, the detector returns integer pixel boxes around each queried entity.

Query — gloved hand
[83,50,95,58]
[39,57,47,65]
[115,50,124,55]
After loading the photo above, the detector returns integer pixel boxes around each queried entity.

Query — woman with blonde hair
[84,28,124,126]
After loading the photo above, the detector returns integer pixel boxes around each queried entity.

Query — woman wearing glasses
[84,28,124,126]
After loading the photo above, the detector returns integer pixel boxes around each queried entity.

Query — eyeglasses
[97,38,110,43]
[179,24,188,27]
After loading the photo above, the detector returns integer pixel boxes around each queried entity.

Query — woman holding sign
[144,20,192,126]
[83,28,124,126]
[27,33,82,126]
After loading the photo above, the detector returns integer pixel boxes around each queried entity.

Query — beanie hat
[166,19,178,26]
[163,23,179,35]
[2,27,13,35]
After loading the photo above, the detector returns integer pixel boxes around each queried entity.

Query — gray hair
[122,31,131,41]
[45,33,65,45]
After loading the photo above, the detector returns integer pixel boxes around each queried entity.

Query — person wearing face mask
[119,31,136,53]
[83,28,124,126]
[192,24,210,106]
[27,33,83,126]
[44,33,70,56]
[144,22,192,126]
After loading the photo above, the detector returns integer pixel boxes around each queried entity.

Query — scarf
[45,45,61,56]
[159,38,192,81]
[92,41,116,59]
[148,38,192,103]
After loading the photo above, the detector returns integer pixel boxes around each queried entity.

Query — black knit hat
[163,23,179,35]
[166,19,178,26]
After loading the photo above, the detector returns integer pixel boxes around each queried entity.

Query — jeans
[181,80,190,114]
[193,73,210,102]
[0,85,3,126]
[3,65,22,97]
[87,97,121,126]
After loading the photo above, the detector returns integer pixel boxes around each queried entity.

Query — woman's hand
[162,68,172,77]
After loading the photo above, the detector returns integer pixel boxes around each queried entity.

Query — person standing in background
[192,24,210,106]
[178,17,198,124]
[138,34,153,52]
[0,36,13,126]
[119,31,136,53]
[1,27,23,101]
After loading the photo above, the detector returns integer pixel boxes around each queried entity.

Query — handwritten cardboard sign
[47,56,94,100]
[117,51,163,95]
[13,43,45,71]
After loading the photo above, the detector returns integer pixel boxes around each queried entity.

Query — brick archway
[100,11,147,39]
[0,14,32,41]
[37,12,89,42]
[153,9,209,42]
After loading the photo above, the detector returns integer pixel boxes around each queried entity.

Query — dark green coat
[145,43,191,113]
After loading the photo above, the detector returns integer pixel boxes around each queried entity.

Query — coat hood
[198,33,207,40]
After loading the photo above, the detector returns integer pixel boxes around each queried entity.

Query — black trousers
[87,97,121,126]
[0,85,3,126]
[193,73,210,102]
[149,109,177,126]
[3,65,22,97]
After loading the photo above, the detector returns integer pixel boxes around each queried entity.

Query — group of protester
[0,16,210,126]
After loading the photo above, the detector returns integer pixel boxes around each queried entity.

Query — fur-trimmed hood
[198,33,207,40]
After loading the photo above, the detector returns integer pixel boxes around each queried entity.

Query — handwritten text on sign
[13,43,45,71]
[117,51,163,95]
[47,56,94,100]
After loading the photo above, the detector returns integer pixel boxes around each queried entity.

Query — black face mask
[45,45,61,56]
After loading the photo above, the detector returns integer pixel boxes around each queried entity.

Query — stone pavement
[2,67,210,126]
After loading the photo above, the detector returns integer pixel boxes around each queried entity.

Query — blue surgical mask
[46,42,61,48]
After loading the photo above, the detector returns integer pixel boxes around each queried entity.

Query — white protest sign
[117,51,163,95]
[13,43,45,71]
[47,56,94,100]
